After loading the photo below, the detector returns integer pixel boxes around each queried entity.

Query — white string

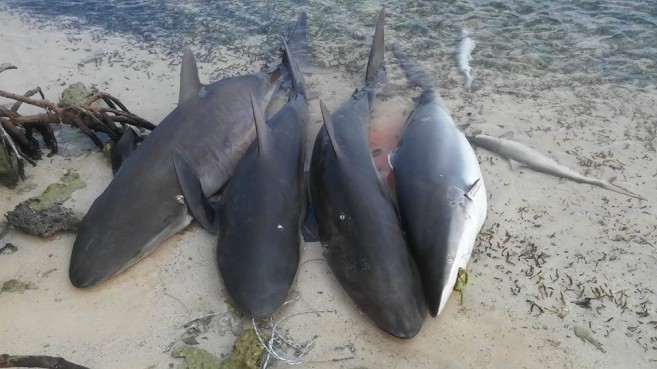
[253,309,336,369]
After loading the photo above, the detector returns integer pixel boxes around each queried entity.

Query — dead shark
[308,10,426,339]
[467,132,645,200]
[68,16,309,288]
[173,36,309,318]
[389,44,488,317]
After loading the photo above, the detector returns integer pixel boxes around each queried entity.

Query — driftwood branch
[0,354,90,369]
[0,67,154,184]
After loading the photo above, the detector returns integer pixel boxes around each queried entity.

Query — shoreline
[2,10,657,369]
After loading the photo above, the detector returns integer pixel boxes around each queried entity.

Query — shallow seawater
[3,0,657,87]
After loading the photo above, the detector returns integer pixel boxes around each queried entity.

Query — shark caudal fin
[286,12,328,75]
[281,36,307,99]
[391,44,435,91]
[391,43,441,104]
[286,12,311,71]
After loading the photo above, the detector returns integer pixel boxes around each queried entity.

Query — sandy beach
[1,9,657,369]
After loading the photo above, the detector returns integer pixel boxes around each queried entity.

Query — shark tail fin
[286,12,328,75]
[281,36,307,99]
[286,12,311,71]
[605,177,646,200]
[392,43,440,104]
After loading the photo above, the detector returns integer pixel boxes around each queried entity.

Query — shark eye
[339,212,346,221]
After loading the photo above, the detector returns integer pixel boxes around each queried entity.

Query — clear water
[3,0,656,87]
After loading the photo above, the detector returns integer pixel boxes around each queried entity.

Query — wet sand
[2,11,657,369]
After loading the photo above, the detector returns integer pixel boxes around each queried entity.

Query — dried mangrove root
[0,354,90,369]
[0,65,155,183]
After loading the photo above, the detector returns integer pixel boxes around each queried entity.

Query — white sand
[2,11,657,369]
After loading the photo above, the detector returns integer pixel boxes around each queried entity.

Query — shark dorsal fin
[179,48,202,105]
[365,8,385,87]
[250,92,270,156]
[319,100,343,159]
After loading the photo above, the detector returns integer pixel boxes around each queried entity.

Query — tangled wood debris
[0,354,89,369]
[0,64,155,184]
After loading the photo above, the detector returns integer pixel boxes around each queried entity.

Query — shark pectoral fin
[508,158,523,171]
[464,178,482,201]
[499,131,514,140]
[457,124,470,132]
[319,100,344,159]
[250,91,271,156]
[110,126,140,174]
[179,48,202,106]
[172,150,220,234]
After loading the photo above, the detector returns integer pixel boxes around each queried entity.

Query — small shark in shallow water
[467,132,645,200]
[456,28,476,90]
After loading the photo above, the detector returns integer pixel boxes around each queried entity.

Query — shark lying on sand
[389,44,488,317]
[69,15,308,288]
[173,36,309,318]
[467,132,645,200]
[308,10,426,339]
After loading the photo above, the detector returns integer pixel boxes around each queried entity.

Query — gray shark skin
[390,44,488,317]
[215,39,309,318]
[309,10,426,339]
[69,47,282,288]
[467,133,645,200]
